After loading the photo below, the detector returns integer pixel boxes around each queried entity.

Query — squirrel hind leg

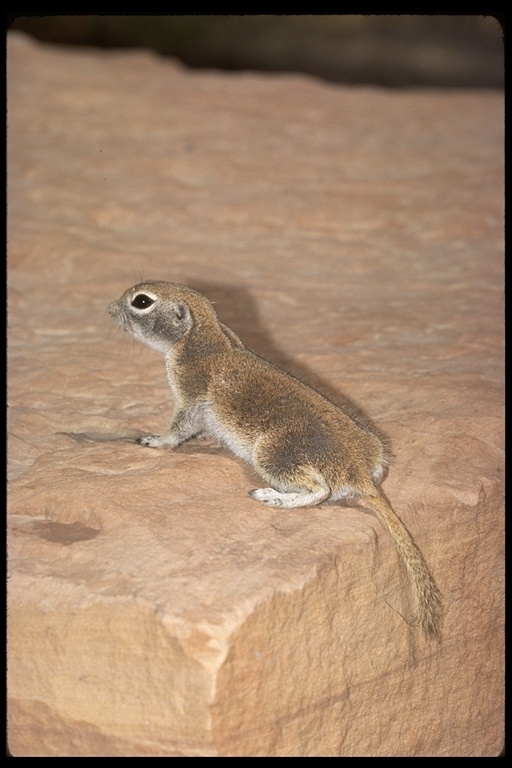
[250,485,330,508]
[250,434,331,508]
[249,455,331,508]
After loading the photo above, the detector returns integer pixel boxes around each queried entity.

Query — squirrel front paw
[136,434,165,448]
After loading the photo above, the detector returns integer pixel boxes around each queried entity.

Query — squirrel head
[109,281,216,354]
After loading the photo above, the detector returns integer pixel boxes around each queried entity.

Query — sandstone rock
[7,33,504,756]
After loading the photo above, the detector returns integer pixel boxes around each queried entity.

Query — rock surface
[7,33,504,756]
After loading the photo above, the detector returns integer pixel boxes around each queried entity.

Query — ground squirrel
[109,281,442,638]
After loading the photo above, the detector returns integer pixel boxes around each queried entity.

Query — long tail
[358,490,442,639]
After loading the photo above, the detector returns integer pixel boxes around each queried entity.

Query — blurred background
[9,14,503,89]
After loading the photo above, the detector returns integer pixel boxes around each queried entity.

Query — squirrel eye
[131,294,155,309]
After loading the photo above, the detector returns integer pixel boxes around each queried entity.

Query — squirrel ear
[172,301,191,325]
